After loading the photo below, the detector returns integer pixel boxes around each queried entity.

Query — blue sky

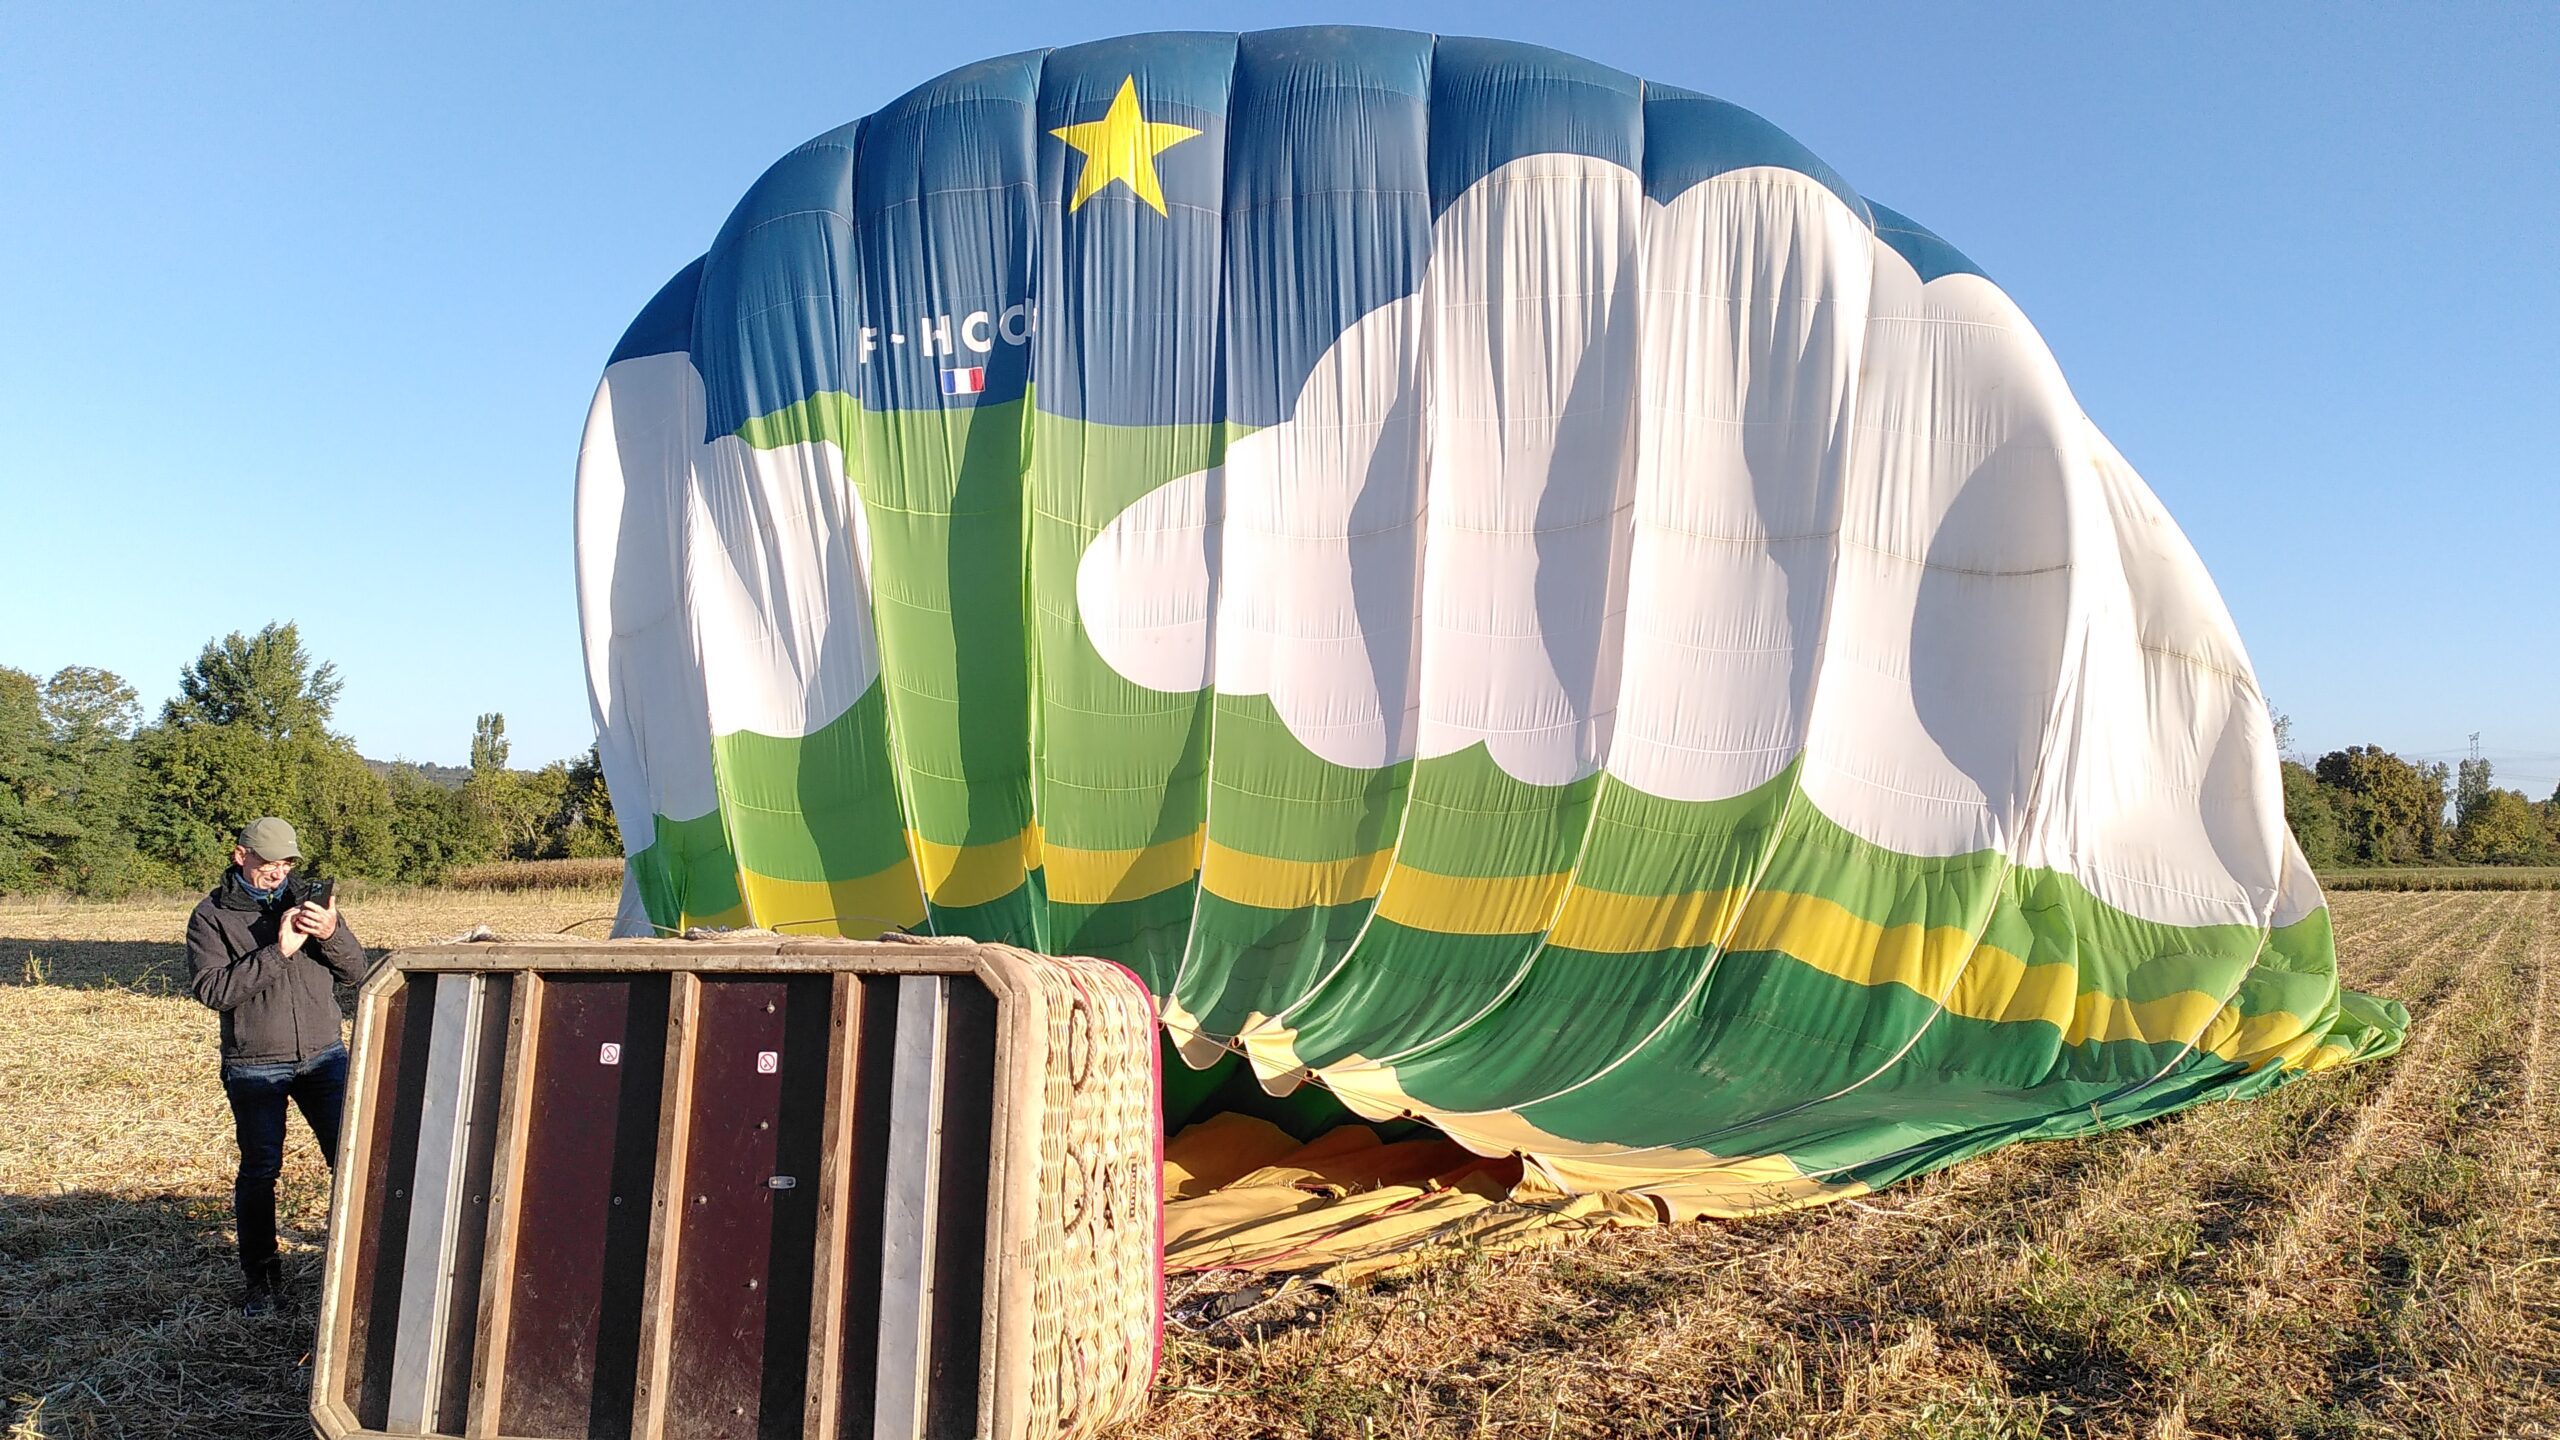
[2,3,2553,797]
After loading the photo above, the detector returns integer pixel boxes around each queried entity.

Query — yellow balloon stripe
[1374,867,1573,936]
[1549,882,1747,954]
[1237,872,2319,1068]
[737,863,928,938]
[1041,826,1206,906]
[739,843,2324,1068]
[907,828,1036,909]
[674,899,756,934]
[1200,839,1392,910]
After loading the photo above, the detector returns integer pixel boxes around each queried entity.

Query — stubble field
[1,888,2552,1439]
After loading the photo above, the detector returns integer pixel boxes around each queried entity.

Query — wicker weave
[1008,948,1163,1439]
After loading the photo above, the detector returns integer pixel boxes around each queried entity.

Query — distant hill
[364,758,472,790]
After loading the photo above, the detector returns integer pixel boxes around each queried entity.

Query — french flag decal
[940,366,986,396]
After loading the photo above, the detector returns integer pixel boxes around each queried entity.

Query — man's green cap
[237,817,302,863]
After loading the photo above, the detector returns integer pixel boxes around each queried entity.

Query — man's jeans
[221,1044,347,1279]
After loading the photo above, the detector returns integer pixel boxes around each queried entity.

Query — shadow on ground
[3,938,191,993]
[1,1188,328,1439]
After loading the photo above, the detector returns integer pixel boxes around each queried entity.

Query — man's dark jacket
[186,874,371,1064]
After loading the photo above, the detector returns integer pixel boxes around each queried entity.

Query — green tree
[137,624,396,882]
[2280,760,2346,869]
[452,727,624,865]
[166,624,342,740]
[2314,745,2446,865]
[557,745,622,859]
[385,765,488,883]
[37,667,158,895]
[0,665,172,896]
[0,667,54,890]
[458,712,540,860]
[2453,788,2545,865]
[472,769,565,860]
[44,666,140,741]
[301,742,397,879]
[470,712,510,773]
[133,719,293,878]
[459,714,600,862]
[2455,754,2494,830]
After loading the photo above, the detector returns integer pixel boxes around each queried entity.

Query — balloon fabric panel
[574,26,2407,1216]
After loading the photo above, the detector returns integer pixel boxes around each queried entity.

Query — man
[185,816,369,1316]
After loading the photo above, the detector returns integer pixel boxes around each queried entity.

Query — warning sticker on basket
[599,1043,622,1066]
[756,1050,778,1074]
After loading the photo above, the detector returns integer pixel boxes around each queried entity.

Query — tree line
[2278,716,2560,868]
[9,626,2547,894]
[0,623,618,897]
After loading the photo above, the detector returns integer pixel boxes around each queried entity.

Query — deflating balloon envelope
[575,27,2407,1218]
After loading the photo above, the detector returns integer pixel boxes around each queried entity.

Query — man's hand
[277,908,311,956]
[295,898,342,943]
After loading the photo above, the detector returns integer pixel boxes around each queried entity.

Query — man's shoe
[240,1260,280,1318]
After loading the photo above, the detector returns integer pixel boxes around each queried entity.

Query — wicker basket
[310,934,1161,1440]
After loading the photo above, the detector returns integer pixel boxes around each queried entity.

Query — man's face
[233,845,295,890]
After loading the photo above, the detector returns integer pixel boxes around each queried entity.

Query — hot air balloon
[574,26,2406,1223]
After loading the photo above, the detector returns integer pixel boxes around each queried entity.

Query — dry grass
[440,858,626,893]
[3,889,2554,1438]
[2318,867,2560,892]
[1134,891,2560,1440]
[0,884,619,1439]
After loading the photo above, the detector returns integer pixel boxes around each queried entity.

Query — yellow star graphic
[1050,75,1201,216]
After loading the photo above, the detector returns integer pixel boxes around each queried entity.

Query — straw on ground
[2,889,2553,1438]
